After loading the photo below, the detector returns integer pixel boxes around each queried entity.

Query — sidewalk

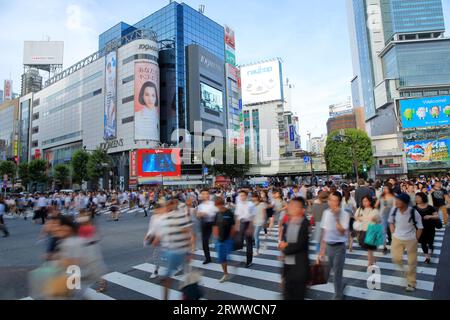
[432,225,450,299]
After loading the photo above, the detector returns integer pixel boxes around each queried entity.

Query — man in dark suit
[278,197,311,300]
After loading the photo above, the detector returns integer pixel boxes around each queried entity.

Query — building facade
[347,0,450,177]
[0,99,20,162]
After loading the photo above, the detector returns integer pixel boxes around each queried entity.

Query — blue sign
[203,167,209,175]
[400,95,450,129]
[289,125,295,142]
[303,156,310,163]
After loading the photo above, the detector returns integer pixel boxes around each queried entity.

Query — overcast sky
[1,0,449,147]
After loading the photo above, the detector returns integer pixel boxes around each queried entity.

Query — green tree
[54,164,71,189]
[71,149,90,186]
[87,148,111,190]
[324,128,374,178]
[18,163,30,191]
[0,161,17,190]
[28,159,48,191]
[208,144,253,180]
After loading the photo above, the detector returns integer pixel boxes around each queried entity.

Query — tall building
[327,113,357,135]
[21,68,43,96]
[99,2,227,144]
[329,97,352,118]
[309,135,327,155]
[347,0,450,177]
[0,99,20,162]
[240,58,285,161]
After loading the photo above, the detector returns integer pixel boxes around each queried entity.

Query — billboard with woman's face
[134,62,160,141]
[104,51,117,140]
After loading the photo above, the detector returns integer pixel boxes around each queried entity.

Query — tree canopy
[71,149,90,185]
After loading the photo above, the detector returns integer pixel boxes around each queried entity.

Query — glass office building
[99,2,225,143]
[382,39,450,88]
[382,0,445,43]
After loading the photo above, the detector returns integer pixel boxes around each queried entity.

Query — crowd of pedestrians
[1,174,449,300]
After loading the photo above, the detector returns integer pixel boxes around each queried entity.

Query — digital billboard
[23,41,64,66]
[405,139,450,168]
[137,149,181,177]
[104,51,117,140]
[224,25,235,49]
[241,60,283,105]
[201,82,223,112]
[400,95,450,129]
[134,62,160,141]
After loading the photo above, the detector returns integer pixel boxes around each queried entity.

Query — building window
[122,96,134,104]
[122,116,134,124]
[122,76,134,84]
[93,89,102,96]
[31,141,38,148]
[32,113,39,120]
[32,127,39,134]
[122,54,158,65]
[33,98,40,106]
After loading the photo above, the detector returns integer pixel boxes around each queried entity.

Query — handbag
[364,223,384,247]
[352,209,363,232]
[309,261,329,286]
[179,265,203,300]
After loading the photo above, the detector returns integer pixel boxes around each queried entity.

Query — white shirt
[388,207,423,241]
[235,200,255,222]
[37,197,48,208]
[146,213,165,238]
[321,209,350,244]
[197,200,217,223]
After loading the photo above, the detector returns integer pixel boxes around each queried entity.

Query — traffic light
[363,163,367,172]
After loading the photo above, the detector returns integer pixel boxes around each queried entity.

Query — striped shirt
[159,209,193,252]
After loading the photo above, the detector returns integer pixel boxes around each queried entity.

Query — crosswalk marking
[133,263,281,300]
[103,272,183,300]
[19,223,443,300]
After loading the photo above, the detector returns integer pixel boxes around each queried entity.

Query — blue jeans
[254,226,263,250]
[161,250,187,278]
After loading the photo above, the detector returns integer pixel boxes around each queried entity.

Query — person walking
[144,199,167,279]
[197,190,217,265]
[355,179,372,209]
[213,197,236,283]
[376,182,396,254]
[138,191,148,217]
[278,197,310,300]
[318,192,350,300]
[0,196,10,237]
[311,191,329,252]
[341,188,356,252]
[430,180,449,226]
[235,190,256,268]
[354,196,380,266]
[414,192,439,264]
[388,193,423,292]
[251,194,267,256]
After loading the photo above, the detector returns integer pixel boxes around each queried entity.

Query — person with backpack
[413,192,440,264]
[430,180,449,227]
[388,193,423,292]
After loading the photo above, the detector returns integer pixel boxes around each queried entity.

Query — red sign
[130,150,138,177]
[137,149,181,178]
[224,25,235,50]
[34,149,41,160]
[3,80,12,100]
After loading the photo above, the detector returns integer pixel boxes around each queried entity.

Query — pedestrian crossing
[77,226,446,300]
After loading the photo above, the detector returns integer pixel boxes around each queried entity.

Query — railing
[45,29,157,87]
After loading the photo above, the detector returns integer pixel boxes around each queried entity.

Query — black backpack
[392,208,418,230]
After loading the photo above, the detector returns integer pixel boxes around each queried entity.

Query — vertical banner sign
[4,80,12,100]
[104,51,117,140]
[134,62,160,141]
[130,150,138,178]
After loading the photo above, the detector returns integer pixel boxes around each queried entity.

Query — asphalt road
[0,209,151,300]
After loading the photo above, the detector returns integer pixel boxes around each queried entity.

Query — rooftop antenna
[199,4,205,14]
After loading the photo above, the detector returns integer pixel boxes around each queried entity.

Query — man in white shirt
[197,190,218,264]
[235,190,256,268]
[388,193,423,292]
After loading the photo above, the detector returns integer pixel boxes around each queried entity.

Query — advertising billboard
[130,150,138,178]
[403,127,450,170]
[104,51,117,140]
[226,49,236,66]
[287,124,301,152]
[400,95,450,129]
[134,62,160,141]
[201,82,223,112]
[3,80,12,101]
[23,41,64,66]
[241,60,283,105]
[137,149,181,177]
[224,25,235,49]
